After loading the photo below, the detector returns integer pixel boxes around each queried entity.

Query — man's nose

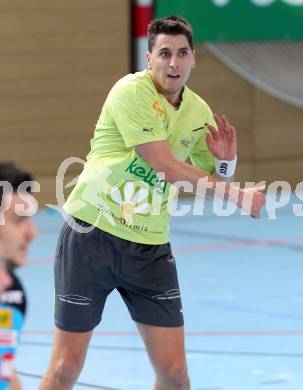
[169,55,179,68]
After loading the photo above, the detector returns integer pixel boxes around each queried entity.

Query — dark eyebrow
[159,47,189,53]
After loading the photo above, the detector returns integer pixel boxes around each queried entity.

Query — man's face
[147,34,195,105]
[0,193,37,266]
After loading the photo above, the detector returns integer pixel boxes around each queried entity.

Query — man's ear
[192,49,196,68]
[146,51,152,69]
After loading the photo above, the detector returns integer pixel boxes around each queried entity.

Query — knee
[51,358,83,386]
[159,362,189,388]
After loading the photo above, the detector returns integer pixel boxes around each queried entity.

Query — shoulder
[184,87,213,115]
[110,70,159,103]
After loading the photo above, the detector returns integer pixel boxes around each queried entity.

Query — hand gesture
[238,186,266,218]
[206,114,237,160]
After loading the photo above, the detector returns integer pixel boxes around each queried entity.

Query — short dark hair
[0,162,33,203]
[147,16,194,52]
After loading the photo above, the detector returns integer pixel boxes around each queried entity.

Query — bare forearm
[135,141,264,217]
[161,158,240,204]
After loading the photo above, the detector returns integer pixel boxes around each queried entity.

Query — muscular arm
[136,140,233,194]
[136,140,264,218]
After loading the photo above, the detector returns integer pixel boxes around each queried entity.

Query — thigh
[118,242,184,327]
[54,217,117,332]
[137,323,187,375]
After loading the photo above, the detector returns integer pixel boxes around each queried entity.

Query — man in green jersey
[40,16,265,389]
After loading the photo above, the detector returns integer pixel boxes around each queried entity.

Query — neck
[150,75,183,107]
[165,93,181,107]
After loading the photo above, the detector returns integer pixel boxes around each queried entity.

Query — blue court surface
[15,194,303,389]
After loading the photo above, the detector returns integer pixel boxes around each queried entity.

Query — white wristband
[215,155,237,178]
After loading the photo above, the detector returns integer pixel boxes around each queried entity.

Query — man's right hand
[237,186,266,218]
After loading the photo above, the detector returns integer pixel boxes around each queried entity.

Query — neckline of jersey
[145,70,188,112]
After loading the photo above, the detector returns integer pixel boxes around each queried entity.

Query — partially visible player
[0,260,12,294]
[0,162,37,390]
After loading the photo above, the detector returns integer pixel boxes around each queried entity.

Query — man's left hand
[206,114,237,160]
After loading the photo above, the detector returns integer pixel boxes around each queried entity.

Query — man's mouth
[167,74,180,79]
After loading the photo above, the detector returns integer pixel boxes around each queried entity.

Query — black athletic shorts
[54,216,184,332]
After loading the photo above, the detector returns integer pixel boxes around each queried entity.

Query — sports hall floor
[16,194,303,389]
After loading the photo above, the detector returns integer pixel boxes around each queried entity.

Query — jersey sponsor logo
[0,331,17,347]
[110,182,150,224]
[152,100,165,119]
[125,157,168,194]
[0,291,24,305]
[96,204,149,232]
[118,218,148,232]
[0,309,13,328]
[0,353,15,381]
